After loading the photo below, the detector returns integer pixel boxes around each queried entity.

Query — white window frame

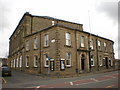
[104,42,107,50]
[44,54,49,67]
[34,55,38,67]
[16,58,19,67]
[91,55,94,66]
[99,56,102,66]
[66,53,71,67]
[44,34,49,47]
[81,36,84,47]
[26,56,29,67]
[90,38,93,49]
[19,56,22,68]
[98,40,101,50]
[34,37,38,49]
[66,33,71,46]
[52,21,55,25]
[26,40,29,51]
[13,59,16,68]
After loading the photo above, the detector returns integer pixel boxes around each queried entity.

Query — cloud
[0,0,10,32]
[95,0,118,24]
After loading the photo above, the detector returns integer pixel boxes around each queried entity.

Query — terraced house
[8,12,115,76]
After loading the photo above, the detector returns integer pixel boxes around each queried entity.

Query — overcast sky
[0,0,119,59]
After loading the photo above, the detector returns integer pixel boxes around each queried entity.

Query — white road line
[90,78,98,82]
[75,78,114,86]
[70,82,73,85]
[36,86,40,88]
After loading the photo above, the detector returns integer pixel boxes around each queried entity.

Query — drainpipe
[96,38,99,71]
[88,34,91,72]
[75,30,78,74]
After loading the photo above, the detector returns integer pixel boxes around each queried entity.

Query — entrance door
[81,54,85,71]
[105,57,108,69]
[81,59,85,70]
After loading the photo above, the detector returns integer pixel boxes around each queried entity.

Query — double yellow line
[2,77,7,84]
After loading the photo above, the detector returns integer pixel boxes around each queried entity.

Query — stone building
[8,12,115,76]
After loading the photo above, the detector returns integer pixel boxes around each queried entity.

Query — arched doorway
[81,54,85,71]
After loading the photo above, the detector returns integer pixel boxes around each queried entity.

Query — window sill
[33,66,38,68]
[26,66,29,68]
[66,65,71,67]
[44,65,49,68]
[43,46,50,48]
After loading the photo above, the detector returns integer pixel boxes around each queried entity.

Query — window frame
[80,36,85,48]
[66,32,71,46]
[34,37,38,49]
[66,52,71,67]
[34,55,38,67]
[26,56,29,67]
[44,34,49,47]
[19,56,22,68]
[26,40,29,51]
[98,40,101,50]
[44,54,49,67]
[99,56,103,66]
[90,38,93,49]
[91,55,95,66]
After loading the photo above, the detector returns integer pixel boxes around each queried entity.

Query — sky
[0,0,119,59]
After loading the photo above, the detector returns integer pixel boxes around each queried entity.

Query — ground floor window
[26,56,29,67]
[91,55,94,66]
[13,59,16,68]
[34,55,38,67]
[16,58,19,67]
[99,56,102,66]
[66,53,71,67]
[19,56,22,68]
[109,59,113,66]
[44,54,49,67]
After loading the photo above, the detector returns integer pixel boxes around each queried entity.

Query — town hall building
[8,12,115,76]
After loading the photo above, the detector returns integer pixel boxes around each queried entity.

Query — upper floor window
[34,37,38,49]
[26,40,29,51]
[52,21,55,25]
[91,55,94,66]
[66,33,71,46]
[104,42,107,51]
[44,34,49,47]
[44,54,49,67]
[66,53,71,67]
[98,40,101,50]
[26,56,29,67]
[34,55,38,67]
[90,38,93,49]
[80,36,84,47]
[99,56,102,66]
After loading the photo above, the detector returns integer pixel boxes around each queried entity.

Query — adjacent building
[8,12,115,76]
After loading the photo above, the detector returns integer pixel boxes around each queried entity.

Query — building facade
[8,12,115,76]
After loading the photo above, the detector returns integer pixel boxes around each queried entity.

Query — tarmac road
[2,70,119,89]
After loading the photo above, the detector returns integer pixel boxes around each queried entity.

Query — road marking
[2,77,7,84]
[90,78,98,82]
[105,84,118,88]
[36,86,40,88]
[69,82,73,85]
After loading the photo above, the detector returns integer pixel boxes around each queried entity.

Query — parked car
[2,66,12,76]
